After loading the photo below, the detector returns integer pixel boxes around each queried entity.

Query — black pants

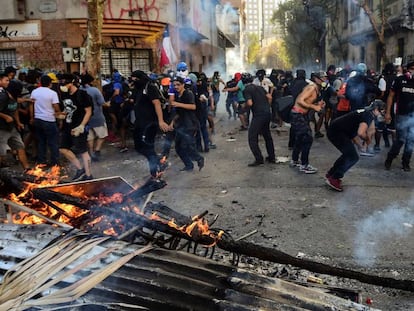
[133,124,159,177]
[327,129,359,179]
[291,112,313,166]
[248,114,275,162]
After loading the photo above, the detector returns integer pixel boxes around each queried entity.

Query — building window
[397,38,404,58]
[0,49,17,72]
[101,49,151,76]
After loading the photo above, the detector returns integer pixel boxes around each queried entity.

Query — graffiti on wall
[81,34,144,49]
[80,0,164,21]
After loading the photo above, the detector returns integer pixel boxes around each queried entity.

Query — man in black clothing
[131,70,170,177]
[384,60,414,171]
[242,73,275,166]
[326,101,382,191]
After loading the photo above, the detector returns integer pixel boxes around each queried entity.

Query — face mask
[320,81,329,90]
[60,85,69,93]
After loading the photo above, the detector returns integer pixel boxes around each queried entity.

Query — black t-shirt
[175,89,199,130]
[392,76,414,115]
[134,82,162,126]
[61,89,92,129]
[0,88,16,130]
[243,84,271,116]
[329,109,374,139]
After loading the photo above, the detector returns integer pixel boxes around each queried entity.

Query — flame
[7,165,223,246]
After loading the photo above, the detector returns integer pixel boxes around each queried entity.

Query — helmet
[311,71,327,80]
[241,72,253,84]
[187,73,198,84]
[176,61,188,72]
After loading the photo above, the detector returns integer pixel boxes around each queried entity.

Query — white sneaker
[299,164,318,174]
[360,150,374,157]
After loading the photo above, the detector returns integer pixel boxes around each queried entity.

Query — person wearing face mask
[131,70,170,177]
[384,61,414,172]
[289,72,326,174]
[59,73,93,181]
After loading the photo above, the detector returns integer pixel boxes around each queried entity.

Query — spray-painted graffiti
[0,26,18,40]
[80,0,162,21]
[81,34,143,49]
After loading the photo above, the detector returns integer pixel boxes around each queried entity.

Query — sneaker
[299,164,318,174]
[384,158,392,170]
[265,156,276,164]
[72,168,86,181]
[373,145,381,152]
[270,122,278,129]
[314,132,324,138]
[247,160,264,167]
[289,160,300,168]
[209,143,217,149]
[119,146,129,153]
[359,150,375,157]
[79,175,94,181]
[326,176,343,191]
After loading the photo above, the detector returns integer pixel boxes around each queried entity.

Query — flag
[159,25,177,68]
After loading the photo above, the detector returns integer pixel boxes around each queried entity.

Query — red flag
[160,25,177,68]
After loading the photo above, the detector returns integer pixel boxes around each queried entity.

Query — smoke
[353,200,414,267]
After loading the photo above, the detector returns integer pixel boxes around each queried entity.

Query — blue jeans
[33,119,59,165]
[175,127,203,169]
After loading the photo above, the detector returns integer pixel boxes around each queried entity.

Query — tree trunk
[85,0,104,87]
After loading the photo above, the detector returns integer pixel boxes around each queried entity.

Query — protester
[289,72,326,174]
[210,71,225,117]
[326,100,382,191]
[170,76,204,172]
[132,70,170,177]
[30,74,62,166]
[58,73,93,181]
[242,72,275,166]
[384,61,414,171]
[0,72,31,171]
[79,72,108,162]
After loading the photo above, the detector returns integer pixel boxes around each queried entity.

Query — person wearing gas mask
[325,100,383,192]
[289,72,326,174]
[131,70,170,177]
[384,61,414,172]
[58,73,93,181]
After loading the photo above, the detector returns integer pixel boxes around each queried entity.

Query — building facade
[325,0,414,71]
[0,0,234,76]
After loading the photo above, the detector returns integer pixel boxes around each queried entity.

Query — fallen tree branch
[217,238,414,292]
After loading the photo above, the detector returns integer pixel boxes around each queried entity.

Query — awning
[178,27,208,43]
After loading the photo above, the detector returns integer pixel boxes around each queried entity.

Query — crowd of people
[0,59,413,192]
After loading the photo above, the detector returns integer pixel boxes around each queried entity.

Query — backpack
[276,95,294,123]
[102,82,113,102]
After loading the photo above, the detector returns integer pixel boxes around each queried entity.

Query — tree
[85,0,104,85]
[352,0,387,67]
[257,39,291,70]
[246,33,260,66]
[271,0,324,68]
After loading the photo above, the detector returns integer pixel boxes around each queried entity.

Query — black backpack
[276,95,294,123]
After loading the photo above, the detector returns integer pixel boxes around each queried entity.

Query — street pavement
[8,102,414,309]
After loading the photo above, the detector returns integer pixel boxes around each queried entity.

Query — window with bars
[101,49,152,77]
[0,49,17,72]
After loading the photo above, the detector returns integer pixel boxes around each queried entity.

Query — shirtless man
[289,71,327,174]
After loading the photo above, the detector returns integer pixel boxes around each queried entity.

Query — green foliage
[271,0,326,67]
[247,33,261,65]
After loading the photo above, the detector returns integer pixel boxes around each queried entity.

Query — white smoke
[353,200,414,267]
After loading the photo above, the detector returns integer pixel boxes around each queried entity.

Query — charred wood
[217,238,414,292]
[124,178,167,202]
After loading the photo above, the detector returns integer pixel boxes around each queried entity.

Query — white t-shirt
[31,86,60,122]
[253,77,274,93]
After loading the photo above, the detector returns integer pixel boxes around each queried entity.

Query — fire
[6,166,223,246]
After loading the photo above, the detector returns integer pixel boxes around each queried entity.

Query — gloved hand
[71,124,85,137]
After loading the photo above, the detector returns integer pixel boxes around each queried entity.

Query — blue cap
[177,61,188,71]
